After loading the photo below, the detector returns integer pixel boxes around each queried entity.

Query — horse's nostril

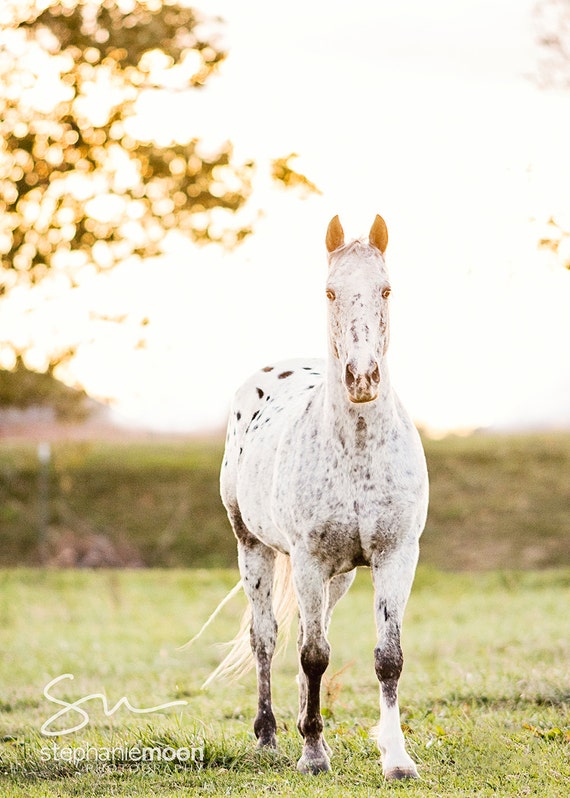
[345,363,356,388]
[370,363,380,384]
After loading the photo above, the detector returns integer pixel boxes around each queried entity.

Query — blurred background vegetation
[0,432,569,570]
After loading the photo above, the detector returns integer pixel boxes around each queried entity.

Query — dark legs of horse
[295,566,355,773]
[232,511,278,749]
[371,547,419,780]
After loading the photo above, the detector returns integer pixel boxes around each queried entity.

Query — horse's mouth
[347,392,378,404]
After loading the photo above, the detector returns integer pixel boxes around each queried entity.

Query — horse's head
[325,215,391,404]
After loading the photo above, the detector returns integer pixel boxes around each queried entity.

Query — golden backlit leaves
[271,153,322,199]
[0,0,319,378]
[0,1,260,293]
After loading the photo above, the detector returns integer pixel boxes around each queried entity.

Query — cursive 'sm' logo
[41,673,188,737]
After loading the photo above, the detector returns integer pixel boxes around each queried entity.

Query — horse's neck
[323,355,396,448]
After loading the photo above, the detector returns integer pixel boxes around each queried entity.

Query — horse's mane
[330,238,382,261]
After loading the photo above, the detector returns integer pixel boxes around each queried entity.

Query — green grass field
[1,567,569,797]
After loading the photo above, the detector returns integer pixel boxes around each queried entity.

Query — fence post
[37,441,51,564]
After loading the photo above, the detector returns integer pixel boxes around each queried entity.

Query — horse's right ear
[326,215,345,254]
[369,214,388,254]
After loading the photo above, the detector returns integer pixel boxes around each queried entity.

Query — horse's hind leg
[370,545,419,780]
[231,507,278,748]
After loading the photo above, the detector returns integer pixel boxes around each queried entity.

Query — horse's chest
[277,436,424,572]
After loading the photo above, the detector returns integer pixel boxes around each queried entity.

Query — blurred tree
[533,0,570,269]
[0,357,91,420]
[0,0,318,405]
[0,0,317,297]
[271,153,322,199]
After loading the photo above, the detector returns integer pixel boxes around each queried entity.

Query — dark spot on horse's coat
[236,411,241,420]
[306,385,315,390]
[278,370,293,379]
[239,447,243,455]
[257,387,264,399]
[356,416,367,450]
[374,630,403,706]
[228,502,259,548]
[303,366,312,371]
[266,395,271,401]
[251,410,259,422]
[254,578,261,590]
[262,366,273,372]
[309,521,366,570]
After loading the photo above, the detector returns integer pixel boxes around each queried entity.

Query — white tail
[187,552,297,689]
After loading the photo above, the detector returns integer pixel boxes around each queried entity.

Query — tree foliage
[0,356,91,419]
[533,0,570,269]
[0,0,306,296]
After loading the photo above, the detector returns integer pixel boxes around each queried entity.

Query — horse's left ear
[369,215,388,254]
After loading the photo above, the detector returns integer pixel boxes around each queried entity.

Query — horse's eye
[382,288,391,299]
[326,289,336,301]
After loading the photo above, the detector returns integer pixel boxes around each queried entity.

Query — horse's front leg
[370,544,419,780]
[236,538,278,748]
[296,570,356,761]
[293,554,331,774]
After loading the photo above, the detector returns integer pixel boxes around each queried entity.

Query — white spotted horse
[200,215,429,780]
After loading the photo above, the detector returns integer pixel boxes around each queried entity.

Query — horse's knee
[300,638,330,679]
[250,617,277,659]
[374,638,403,703]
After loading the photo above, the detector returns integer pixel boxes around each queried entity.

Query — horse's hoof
[256,735,277,750]
[297,753,331,775]
[384,766,419,780]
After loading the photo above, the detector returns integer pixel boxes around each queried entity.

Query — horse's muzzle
[344,360,380,403]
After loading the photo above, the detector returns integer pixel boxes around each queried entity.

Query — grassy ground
[1,567,569,796]
[1,432,569,569]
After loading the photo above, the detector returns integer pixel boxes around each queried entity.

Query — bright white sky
[3,0,570,434]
